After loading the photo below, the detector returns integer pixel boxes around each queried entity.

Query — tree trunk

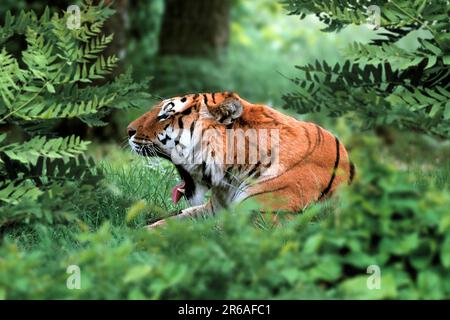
[101,0,129,78]
[158,0,231,57]
[87,0,130,141]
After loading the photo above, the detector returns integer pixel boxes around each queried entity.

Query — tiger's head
[127,92,245,205]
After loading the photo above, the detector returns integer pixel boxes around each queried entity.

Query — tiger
[127,92,355,228]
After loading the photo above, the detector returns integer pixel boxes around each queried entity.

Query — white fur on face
[157,97,190,120]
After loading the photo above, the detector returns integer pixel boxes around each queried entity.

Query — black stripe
[203,94,208,105]
[166,102,175,110]
[181,107,192,115]
[157,114,169,121]
[158,136,169,145]
[318,137,340,200]
[189,121,195,137]
[177,116,184,129]
[201,162,212,187]
[244,185,288,200]
[212,93,216,104]
[247,162,261,178]
[349,161,356,184]
[315,125,323,145]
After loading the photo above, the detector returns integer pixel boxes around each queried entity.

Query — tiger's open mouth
[129,140,195,204]
[173,165,195,204]
[171,180,185,203]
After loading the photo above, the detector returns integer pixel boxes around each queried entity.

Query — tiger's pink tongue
[171,181,186,204]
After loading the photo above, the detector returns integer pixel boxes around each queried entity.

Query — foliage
[281,0,450,138]
[0,1,151,228]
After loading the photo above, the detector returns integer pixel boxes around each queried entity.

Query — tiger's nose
[127,126,137,138]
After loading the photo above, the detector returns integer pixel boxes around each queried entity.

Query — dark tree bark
[88,0,130,141]
[101,0,129,78]
[158,0,231,57]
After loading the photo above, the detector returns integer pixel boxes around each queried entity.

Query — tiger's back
[230,101,353,211]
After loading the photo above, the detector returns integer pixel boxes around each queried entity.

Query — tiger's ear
[207,98,243,125]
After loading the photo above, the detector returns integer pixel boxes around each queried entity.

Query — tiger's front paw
[145,219,167,229]
[145,210,183,230]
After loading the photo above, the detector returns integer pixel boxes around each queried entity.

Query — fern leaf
[0,135,90,165]
[0,180,43,205]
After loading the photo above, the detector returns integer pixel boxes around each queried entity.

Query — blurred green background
[0,0,449,299]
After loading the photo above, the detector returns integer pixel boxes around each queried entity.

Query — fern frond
[283,0,450,137]
[0,179,43,204]
[79,34,114,62]
[282,0,445,30]
[0,135,90,165]
[22,28,62,82]
[387,86,450,118]
[0,49,27,111]
[0,10,39,45]
[343,42,429,70]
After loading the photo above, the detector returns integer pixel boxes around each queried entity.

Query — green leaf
[441,235,450,268]
[338,274,397,299]
[417,270,444,299]
[1,135,90,165]
[0,180,43,204]
[123,265,152,283]
[46,83,55,93]
[443,56,450,65]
